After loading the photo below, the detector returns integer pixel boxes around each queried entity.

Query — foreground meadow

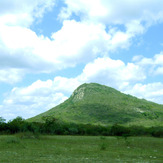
[0,135,162,162]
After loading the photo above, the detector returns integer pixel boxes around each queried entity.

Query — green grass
[0,135,163,162]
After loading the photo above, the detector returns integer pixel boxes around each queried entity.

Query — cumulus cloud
[0,21,105,73]
[59,0,163,48]
[0,69,24,84]
[0,0,56,83]
[53,76,81,93]
[1,0,163,84]
[0,19,132,83]
[78,57,146,90]
[124,82,163,104]
[0,76,82,120]
[132,52,163,75]
[60,0,163,26]
[0,0,55,27]
[1,79,69,120]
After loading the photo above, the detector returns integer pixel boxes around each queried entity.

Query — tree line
[0,116,162,137]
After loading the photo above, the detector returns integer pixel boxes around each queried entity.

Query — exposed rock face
[72,87,85,102]
[134,108,145,113]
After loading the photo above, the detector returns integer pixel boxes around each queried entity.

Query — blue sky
[0,0,163,121]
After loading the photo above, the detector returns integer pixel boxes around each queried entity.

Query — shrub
[16,131,40,139]
[6,137,20,144]
[100,143,107,150]
[110,124,130,136]
[149,127,163,137]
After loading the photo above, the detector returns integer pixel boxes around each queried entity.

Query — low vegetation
[0,135,162,162]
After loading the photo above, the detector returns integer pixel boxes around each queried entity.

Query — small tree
[0,117,6,133]
[0,117,6,124]
[7,116,25,134]
[110,124,130,136]
[42,116,58,134]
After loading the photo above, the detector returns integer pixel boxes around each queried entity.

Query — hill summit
[29,83,163,126]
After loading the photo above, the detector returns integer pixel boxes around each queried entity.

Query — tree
[7,116,25,133]
[0,117,7,133]
[0,117,6,124]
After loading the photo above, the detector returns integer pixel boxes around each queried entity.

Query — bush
[129,126,147,136]
[149,127,163,137]
[100,143,107,150]
[16,131,40,139]
[6,137,20,144]
[110,124,130,136]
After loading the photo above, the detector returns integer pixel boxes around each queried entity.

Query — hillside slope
[28,83,163,126]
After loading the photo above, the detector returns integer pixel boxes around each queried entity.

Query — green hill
[28,83,163,127]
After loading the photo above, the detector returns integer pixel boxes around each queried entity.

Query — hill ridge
[28,83,163,127]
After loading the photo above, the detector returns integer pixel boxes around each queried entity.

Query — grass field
[0,135,162,162]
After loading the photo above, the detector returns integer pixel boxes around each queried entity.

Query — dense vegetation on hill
[29,83,163,127]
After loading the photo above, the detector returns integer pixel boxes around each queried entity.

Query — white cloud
[1,0,163,84]
[53,76,81,93]
[109,30,131,50]
[60,0,163,25]
[60,0,163,42]
[154,53,163,65]
[0,21,104,73]
[0,77,81,120]
[50,20,110,62]
[155,67,163,75]
[0,0,55,27]
[124,82,163,104]
[0,69,24,84]
[1,79,69,120]
[0,0,56,83]
[133,52,163,75]
[0,19,133,83]
[78,57,146,89]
